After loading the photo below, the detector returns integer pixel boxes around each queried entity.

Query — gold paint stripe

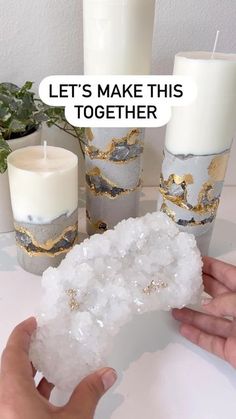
[16,242,75,258]
[15,223,78,251]
[15,222,78,257]
[159,187,219,215]
[85,128,144,163]
[160,202,216,227]
[86,167,142,199]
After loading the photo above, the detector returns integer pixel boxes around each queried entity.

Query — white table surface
[0,186,236,419]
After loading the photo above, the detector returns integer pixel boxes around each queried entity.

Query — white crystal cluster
[30,212,203,390]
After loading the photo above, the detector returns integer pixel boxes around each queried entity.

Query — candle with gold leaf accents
[83,0,156,234]
[8,145,78,275]
[159,51,236,255]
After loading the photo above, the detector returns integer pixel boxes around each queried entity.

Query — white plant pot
[0,127,42,233]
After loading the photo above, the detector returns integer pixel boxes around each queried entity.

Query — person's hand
[172,256,236,368]
[0,318,117,419]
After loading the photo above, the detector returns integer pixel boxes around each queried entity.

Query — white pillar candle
[83,0,156,75]
[165,52,236,155]
[7,146,79,275]
[8,146,78,224]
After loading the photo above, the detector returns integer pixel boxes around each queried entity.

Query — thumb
[66,368,117,418]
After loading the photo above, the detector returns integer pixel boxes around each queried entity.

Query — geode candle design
[86,128,144,235]
[159,148,230,254]
[8,146,78,276]
[83,0,156,235]
[159,51,236,254]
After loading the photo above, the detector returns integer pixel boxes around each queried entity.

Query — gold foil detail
[198,182,214,205]
[88,167,102,178]
[160,173,219,216]
[160,203,175,222]
[208,153,230,182]
[159,173,192,207]
[85,129,143,163]
[109,129,141,146]
[66,289,80,312]
[126,129,142,145]
[161,203,215,227]
[173,174,194,185]
[143,280,168,295]
[159,150,229,226]
[86,167,141,199]
[15,222,78,257]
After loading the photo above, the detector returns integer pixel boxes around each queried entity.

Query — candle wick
[211,30,220,59]
[43,140,48,161]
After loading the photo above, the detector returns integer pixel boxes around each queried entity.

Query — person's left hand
[0,318,117,419]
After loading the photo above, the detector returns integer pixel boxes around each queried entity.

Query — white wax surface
[83,0,156,75]
[8,146,78,224]
[165,51,236,155]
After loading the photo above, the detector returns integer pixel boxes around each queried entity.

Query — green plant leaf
[0,81,39,139]
[33,110,49,123]
[9,119,27,132]
[0,83,19,94]
[0,80,85,157]
[0,106,11,122]
[0,136,11,173]
[21,81,33,91]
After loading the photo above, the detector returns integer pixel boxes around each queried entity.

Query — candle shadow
[209,218,236,258]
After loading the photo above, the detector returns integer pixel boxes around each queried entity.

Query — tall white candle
[83,0,155,235]
[8,146,78,224]
[83,0,156,75]
[165,51,236,155]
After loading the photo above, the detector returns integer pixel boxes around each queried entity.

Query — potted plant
[0,81,43,232]
[0,81,86,233]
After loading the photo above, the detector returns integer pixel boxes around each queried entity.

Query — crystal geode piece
[86,141,143,162]
[30,212,203,391]
[110,141,143,161]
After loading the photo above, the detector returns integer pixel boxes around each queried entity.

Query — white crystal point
[30,212,203,391]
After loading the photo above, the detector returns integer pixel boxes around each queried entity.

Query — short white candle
[83,0,156,75]
[165,51,236,155]
[8,146,78,224]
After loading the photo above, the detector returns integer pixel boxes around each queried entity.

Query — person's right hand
[173,257,236,368]
[0,318,117,419]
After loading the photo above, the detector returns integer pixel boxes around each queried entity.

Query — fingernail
[201,297,212,306]
[100,368,117,391]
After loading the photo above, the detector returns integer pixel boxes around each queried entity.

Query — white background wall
[0,0,236,185]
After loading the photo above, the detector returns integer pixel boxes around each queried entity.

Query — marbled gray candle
[85,128,144,235]
[158,148,230,254]
[15,209,78,276]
